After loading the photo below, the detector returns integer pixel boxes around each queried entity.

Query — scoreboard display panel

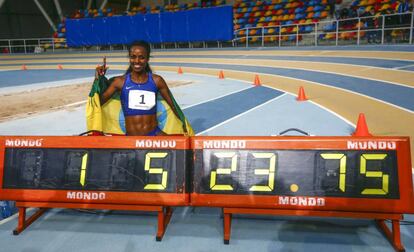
[1,135,413,212]
[191,136,414,213]
[1,135,413,248]
[0,136,190,206]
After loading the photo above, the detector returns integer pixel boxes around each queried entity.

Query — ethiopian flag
[86,75,194,136]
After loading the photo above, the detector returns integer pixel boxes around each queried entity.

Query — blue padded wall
[66,6,233,46]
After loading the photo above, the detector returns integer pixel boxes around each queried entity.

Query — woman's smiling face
[129,45,149,73]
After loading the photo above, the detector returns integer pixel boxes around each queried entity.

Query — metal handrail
[233,12,414,35]
[0,12,412,54]
[0,37,67,53]
[233,12,414,47]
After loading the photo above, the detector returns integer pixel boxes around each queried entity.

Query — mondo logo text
[203,140,246,149]
[278,196,325,206]
[347,141,396,150]
[5,139,43,147]
[136,140,176,148]
[66,192,106,200]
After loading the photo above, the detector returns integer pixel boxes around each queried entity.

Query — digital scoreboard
[191,136,413,249]
[191,136,414,214]
[0,136,190,206]
[0,135,413,249]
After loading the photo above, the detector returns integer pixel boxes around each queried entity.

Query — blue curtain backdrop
[66,6,233,46]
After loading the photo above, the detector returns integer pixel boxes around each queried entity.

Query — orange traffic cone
[218,70,224,79]
[21,64,27,70]
[178,67,183,74]
[253,74,261,86]
[352,113,372,136]
[296,86,308,101]
[57,64,63,70]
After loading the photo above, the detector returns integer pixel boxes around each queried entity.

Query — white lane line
[261,71,414,115]
[0,212,18,225]
[181,86,253,109]
[158,61,414,89]
[308,100,356,127]
[55,100,87,109]
[176,67,414,115]
[2,50,414,62]
[0,100,87,122]
[160,71,356,128]
[0,74,120,95]
[167,57,414,74]
[393,64,414,70]
[0,208,38,226]
[0,71,252,120]
[246,78,356,128]
[158,71,255,110]
[50,74,253,111]
[162,69,405,125]
[252,80,356,127]
[197,93,288,135]
[0,78,92,95]
[159,70,256,86]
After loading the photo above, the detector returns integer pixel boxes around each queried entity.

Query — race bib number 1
[128,90,156,110]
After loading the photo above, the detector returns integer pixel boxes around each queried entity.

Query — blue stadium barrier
[66,6,233,47]
[0,201,13,219]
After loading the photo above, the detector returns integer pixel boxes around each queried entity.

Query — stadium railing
[0,12,412,54]
[233,11,414,47]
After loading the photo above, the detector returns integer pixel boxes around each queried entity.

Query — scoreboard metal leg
[376,219,405,252]
[12,202,175,241]
[222,207,405,251]
[223,212,232,244]
[156,207,173,241]
[13,206,48,235]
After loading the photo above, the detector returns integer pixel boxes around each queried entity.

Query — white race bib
[128,90,156,110]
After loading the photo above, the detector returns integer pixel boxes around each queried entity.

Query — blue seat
[305,26,313,32]
[314,5,322,11]
[351,1,360,7]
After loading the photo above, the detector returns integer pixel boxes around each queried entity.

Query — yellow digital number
[143,152,168,190]
[79,153,88,187]
[210,152,237,191]
[320,153,347,192]
[360,153,389,195]
[249,152,276,192]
